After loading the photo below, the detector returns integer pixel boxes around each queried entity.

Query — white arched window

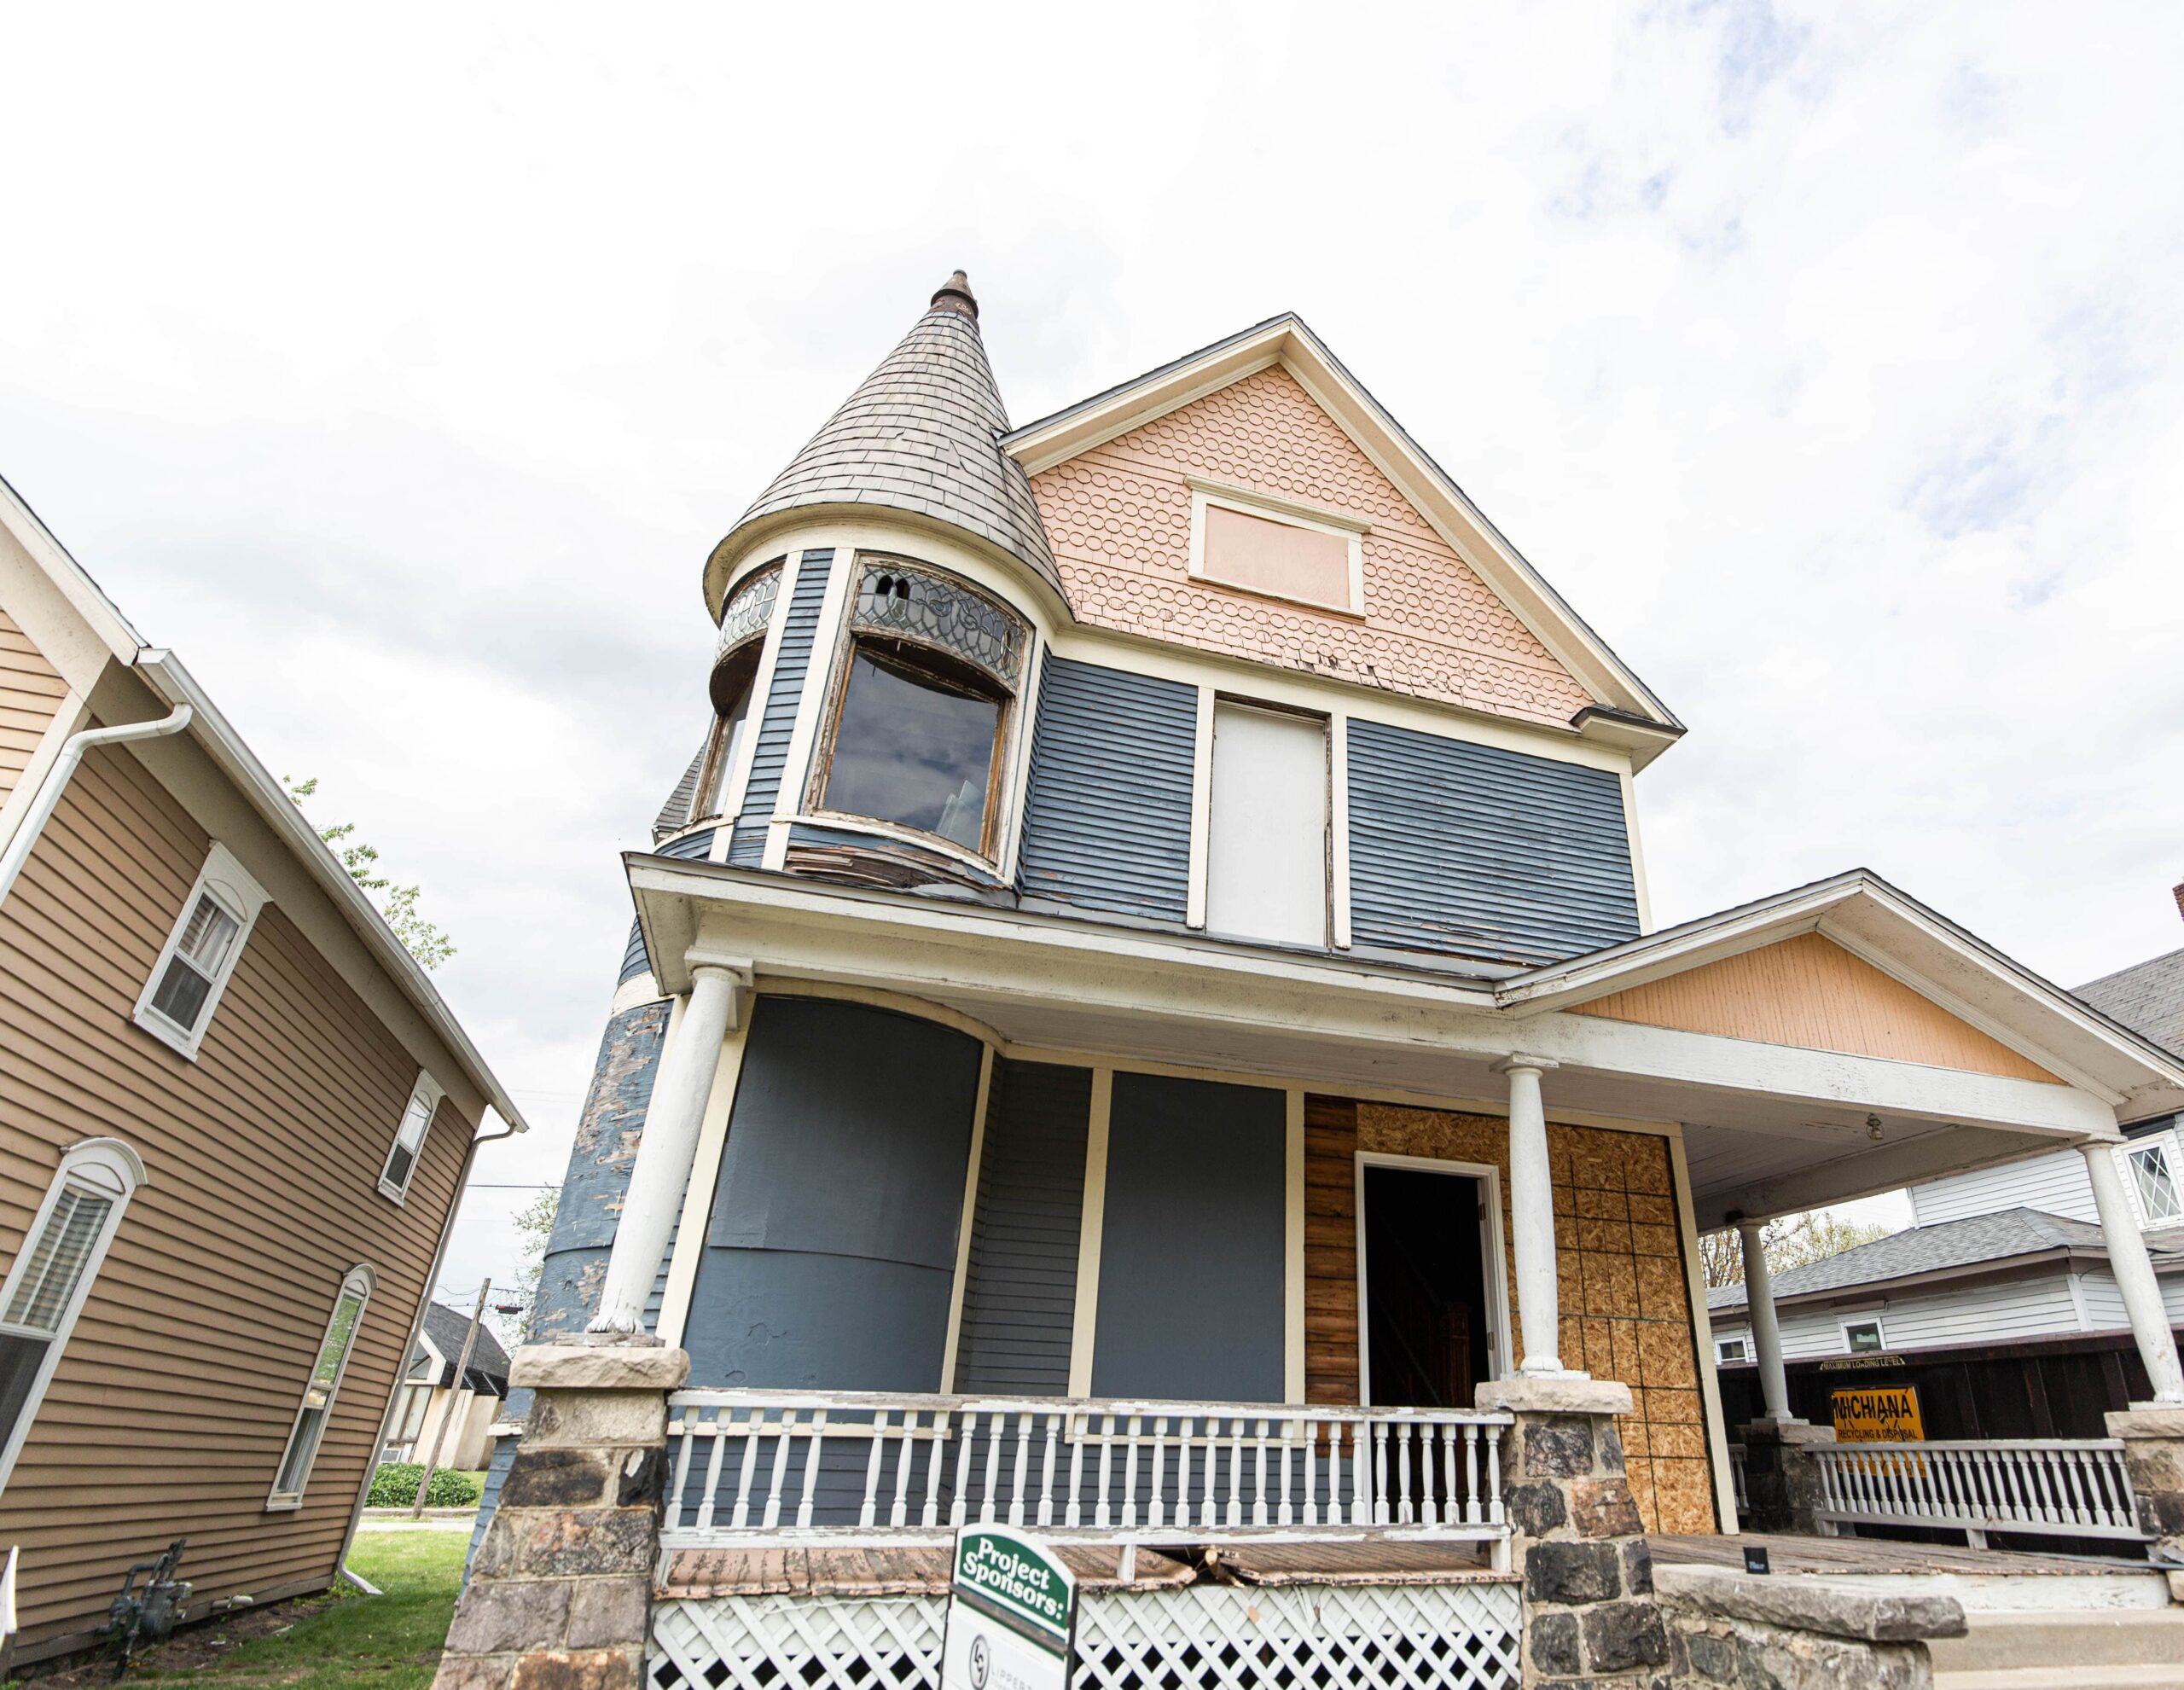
[268,1264,375,1508]
[0,1138,148,1493]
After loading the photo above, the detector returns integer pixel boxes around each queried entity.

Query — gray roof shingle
[735,276,1061,598]
[1707,1206,2184,1312]
[408,1300,513,1393]
[2076,945,2184,1061]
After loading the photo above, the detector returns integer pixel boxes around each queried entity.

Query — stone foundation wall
[1655,1565,1960,1690]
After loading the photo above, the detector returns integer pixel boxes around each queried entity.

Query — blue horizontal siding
[1017,654,1195,921]
[657,827,716,862]
[616,918,650,986]
[731,551,830,867]
[1347,718,1639,966]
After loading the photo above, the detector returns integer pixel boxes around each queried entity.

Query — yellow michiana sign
[1831,1385,1924,1443]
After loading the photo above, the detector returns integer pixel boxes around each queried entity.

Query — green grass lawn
[139,1529,468,1688]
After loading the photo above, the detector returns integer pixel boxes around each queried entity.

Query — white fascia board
[624,858,2118,1141]
[0,473,146,678]
[133,653,528,1135]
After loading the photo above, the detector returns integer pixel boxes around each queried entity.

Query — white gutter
[0,706,193,907]
[334,1112,520,1586]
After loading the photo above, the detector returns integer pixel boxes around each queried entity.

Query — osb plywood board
[1305,1098,1716,1536]
[1576,932,2062,1084]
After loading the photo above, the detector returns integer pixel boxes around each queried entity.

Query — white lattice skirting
[650,1583,1522,1690]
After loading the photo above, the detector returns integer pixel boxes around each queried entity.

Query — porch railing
[1812,1438,2148,1548]
[664,1390,1511,1547]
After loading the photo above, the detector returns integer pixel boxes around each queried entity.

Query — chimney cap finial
[931,270,978,319]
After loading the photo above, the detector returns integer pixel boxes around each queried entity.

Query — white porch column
[2083,1141,2184,1405]
[1496,1055,1575,1377]
[589,963,741,1334]
[1738,1220,1795,1422]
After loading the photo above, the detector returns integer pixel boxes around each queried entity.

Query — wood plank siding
[1304,1096,1716,1534]
[0,740,474,1652]
[1577,932,2063,1083]
[0,605,70,810]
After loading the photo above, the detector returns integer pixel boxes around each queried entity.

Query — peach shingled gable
[1029,365,1596,729]
[1576,932,2066,1084]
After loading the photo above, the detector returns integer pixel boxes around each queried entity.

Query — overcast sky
[5,3,2181,1322]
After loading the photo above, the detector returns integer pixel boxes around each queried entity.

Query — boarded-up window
[1199,502,1356,611]
[1205,702,1327,947]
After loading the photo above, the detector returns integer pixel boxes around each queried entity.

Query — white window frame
[131,841,270,1060]
[1716,1334,1750,1364]
[377,1071,446,1205]
[1185,476,1369,617]
[0,1138,148,1495]
[1351,1152,1513,1399]
[267,1263,375,1510]
[1841,1317,1886,1355]
[2121,1132,2184,1228]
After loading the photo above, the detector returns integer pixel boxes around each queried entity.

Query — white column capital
[1491,1054,1560,1077]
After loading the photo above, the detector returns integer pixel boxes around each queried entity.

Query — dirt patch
[12,1586,351,1687]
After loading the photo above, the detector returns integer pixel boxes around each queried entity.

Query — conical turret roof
[734,274,1061,595]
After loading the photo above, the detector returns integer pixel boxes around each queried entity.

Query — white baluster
[1037,1414,1060,1529]
[1253,1418,1269,1528]
[795,1408,828,1529]
[859,1410,890,1529]
[1066,1413,1087,1530]
[1149,1417,1169,1531]
[950,1409,978,1528]
[696,1410,731,1532]
[1123,1414,1142,1531]
[1228,1417,1244,1529]
[1094,1414,1115,1531]
[762,1408,795,1530]
[890,1411,917,1529]
[1373,1420,1391,1526]
[1465,1425,1481,1525]
[1484,1425,1503,1524]
[731,1408,763,1530]
[667,1410,696,1533]
[979,1411,1005,1524]
[923,1408,950,1530]
[1009,1412,1032,1526]
[1396,1423,1414,1526]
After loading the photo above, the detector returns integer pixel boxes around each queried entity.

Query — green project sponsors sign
[942,1527,1076,1690]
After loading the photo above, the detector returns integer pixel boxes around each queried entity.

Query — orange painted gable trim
[1574,932,2065,1084]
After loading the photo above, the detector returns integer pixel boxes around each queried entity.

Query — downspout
[334,1114,520,1589]
[0,706,193,907]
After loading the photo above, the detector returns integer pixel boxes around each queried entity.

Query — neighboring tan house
[472,276,2184,1683]
[1712,926,2184,1440]
[382,1302,512,1473]
[0,476,526,1661]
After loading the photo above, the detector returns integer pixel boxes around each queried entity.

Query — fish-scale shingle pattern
[737,304,1061,597]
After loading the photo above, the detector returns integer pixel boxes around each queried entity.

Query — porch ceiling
[631,859,2117,1233]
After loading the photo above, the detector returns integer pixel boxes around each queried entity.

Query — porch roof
[627,857,2181,1231]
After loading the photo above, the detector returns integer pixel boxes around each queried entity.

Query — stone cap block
[1739,1419,1838,1446]
[512,1341,691,1392]
[1654,1564,1966,1641]
[2109,1408,2184,1438]
[1475,1376,1633,1417]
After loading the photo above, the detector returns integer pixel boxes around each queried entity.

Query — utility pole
[411,1277,490,1519]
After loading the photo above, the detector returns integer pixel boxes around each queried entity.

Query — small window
[2127,1141,2182,1225]
[0,1140,146,1491]
[1188,482,1366,615]
[1843,1319,1885,1355]
[1205,700,1329,947]
[811,560,1028,858]
[270,1265,373,1508]
[379,1073,444,1203]
[1716,1336,1749,1364]
[133,843,269,1060]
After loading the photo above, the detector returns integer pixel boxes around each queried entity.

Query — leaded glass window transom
[851,561,1025,687]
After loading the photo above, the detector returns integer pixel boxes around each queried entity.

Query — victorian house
[477,276,2184,1688]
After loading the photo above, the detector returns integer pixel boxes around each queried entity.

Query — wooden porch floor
[1652,1531,2152,1578]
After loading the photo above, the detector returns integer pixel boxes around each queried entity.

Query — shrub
[368,1462,485,1509]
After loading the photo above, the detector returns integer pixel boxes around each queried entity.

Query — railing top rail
[665,1387,1513,1423]
[1812,1438,2128,1455]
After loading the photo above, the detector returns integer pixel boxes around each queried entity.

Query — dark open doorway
[1362,1162,1495,1408]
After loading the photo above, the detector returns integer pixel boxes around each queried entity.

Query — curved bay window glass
[816,561,1029,856]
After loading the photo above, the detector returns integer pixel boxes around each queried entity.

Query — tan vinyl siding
[0,605,70,810]
[0,741,474,1651]
[1576,932,2065,1084]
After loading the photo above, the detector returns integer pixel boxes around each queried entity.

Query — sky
[4,2,2181,1326]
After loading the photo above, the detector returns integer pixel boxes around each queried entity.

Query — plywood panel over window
[1304,1096,1716,1536]
[1205,703,1327,947]
[1199,503,1354,611]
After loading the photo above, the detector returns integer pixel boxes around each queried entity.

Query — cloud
[4,1,2181,1298]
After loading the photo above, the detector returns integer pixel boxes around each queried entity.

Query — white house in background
[381,1301,512,1473]
[1711,934,2184,1409]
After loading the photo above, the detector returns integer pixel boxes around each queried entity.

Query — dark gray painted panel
[683,1251,957,1391]
[1090,1073,1286,1403]
[1347,718,1639,967]
[684,996,983,1391]
[953,1060,1091,1396]
[1017,653,1196,921]
[731,550,833,867]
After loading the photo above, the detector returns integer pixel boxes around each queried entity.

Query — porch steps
[1930,1610,2184,1687]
